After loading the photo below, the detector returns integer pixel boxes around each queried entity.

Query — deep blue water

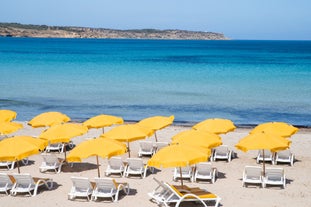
[1,38,311,126]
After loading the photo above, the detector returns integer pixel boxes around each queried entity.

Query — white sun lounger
[0,173,14,195]
[0,161,16,170]
[46,143,65,153]
[91,177,129,202]
[173,166,193,182]
[275,150,294,166]
[39,154,64,174]
[212,145,232,162]
[124,158,148,178]
[242,166,263,188]
[105,156,126,177]
[256,150,275,165]
[10,173,53,196]
[148,178,221,207]
[68,176,93,201]
[148,178,172,205]
[263,167,286,188]
[193,162,218,183]
[138,141,156,157]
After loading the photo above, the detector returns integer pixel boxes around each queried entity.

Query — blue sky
[1,0,310,40]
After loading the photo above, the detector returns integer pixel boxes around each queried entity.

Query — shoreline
[14,118,311,130]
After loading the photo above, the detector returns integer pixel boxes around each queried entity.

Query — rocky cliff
[0,23,228,40]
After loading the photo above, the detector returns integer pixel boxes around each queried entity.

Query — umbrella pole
[17,160,20,173]
[96,155,101,177]
[64,143,67,162]
[154,132,158,142]
[179,167,184,187]
[102,127,104,133]
[262,149,266,177]
[127,141,131,157]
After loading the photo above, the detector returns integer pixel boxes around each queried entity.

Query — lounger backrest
[127,158,143,170]
[196,162,212,175]
[265,168,284,181]
[0,173,13,186]
[43,154,59,165]
[108,157,124,169]
[258,150,272,158]
[215,145,229,155]
[139,141,154,151]
[71,177,92,191]
[277,150,291,158]
[244,166,262,179]
[12,173,34,187]
[180,166,191,174]
[94,178,116,191]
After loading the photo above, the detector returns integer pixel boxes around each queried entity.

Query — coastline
[0,23,228,40]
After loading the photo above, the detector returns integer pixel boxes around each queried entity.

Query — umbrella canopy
[28,111,71,128]
[148,145,210,186]
[236,132,291,152]
[250,122,298,138]
[0,110,17,122]
[0,136,47,173]
[171,129,222,149]
[39,123,88,144]
[13,135,48,151]
[137,115,174,141]
[193,118,236,134]
[83,114,123,132]
[101,124,154,157]
[235,132,290,175]
[0,121,23,135]
[138,115,174,130]
[67,138,127,177]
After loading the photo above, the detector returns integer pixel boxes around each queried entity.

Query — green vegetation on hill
[0,22,229,40]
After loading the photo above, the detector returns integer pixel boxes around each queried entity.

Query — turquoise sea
[0,38,310,126]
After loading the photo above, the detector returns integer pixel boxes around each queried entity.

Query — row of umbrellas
[0,111,176,176]
[0,110,299,183]
[148,121,298,186]
[0,110,23,135]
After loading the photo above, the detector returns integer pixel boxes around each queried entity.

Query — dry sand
[1,122,310,207]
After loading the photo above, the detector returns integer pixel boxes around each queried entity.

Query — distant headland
[0,22,228,40]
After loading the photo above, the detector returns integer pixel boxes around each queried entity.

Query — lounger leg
[32,188,37,196]
[215,197,221,207]
[114,192,119,202]
[10,162,15,170]
[4,184,9,195]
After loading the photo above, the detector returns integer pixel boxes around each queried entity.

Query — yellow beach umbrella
[28,111,71,128]
[39,123,88,160]
[13,135,48,151]
[235,132,290,175]
[0,110,17,122]
[83,114,124,132]
[250,122,298,138]
[137,115,174,141]
[39,123,88,144]
[0,121,23,135]
[0,136,47,173]
[148,145,210,186]
[101,124,154,157]
[67,138,127,177]
[193,118,236,134]
[172,129,222,149]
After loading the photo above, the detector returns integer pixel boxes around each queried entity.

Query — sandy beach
[1,122,310,207]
